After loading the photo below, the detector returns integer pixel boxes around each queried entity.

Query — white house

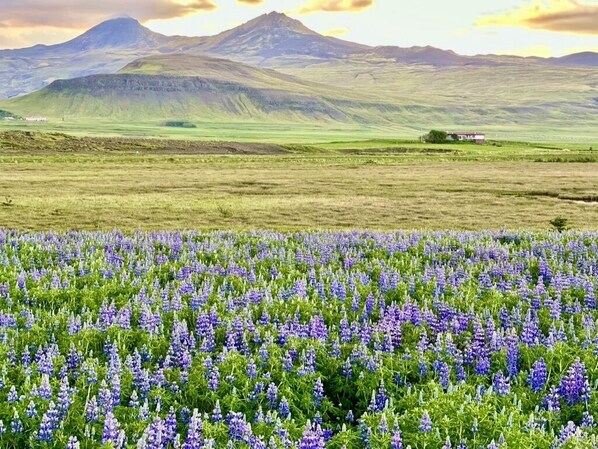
[24,116,47,123]
[448,132,486,144]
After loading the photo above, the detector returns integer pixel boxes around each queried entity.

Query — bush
[550,216,569,232]
[423,130,448,144]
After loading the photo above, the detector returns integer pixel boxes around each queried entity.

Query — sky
[1,0,598,57]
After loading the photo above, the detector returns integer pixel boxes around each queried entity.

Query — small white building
[25,116,47,123]
[448,132,486,144]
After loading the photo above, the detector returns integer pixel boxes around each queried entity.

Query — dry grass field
[0,138,596,231]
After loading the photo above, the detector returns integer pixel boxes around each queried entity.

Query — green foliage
[161,121,197,128]
[424,130,448,144]
[0,109,20,120]
[550,216,569,232]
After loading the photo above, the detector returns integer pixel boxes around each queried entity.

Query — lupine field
[0,230,598,449]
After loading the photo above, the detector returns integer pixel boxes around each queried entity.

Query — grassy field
[0,120,399,143]
[0,132,596,231]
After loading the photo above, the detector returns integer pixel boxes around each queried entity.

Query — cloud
[298,0,374,14]
[0,0,217,29]
[237,0,265,5]
[322,28,349,37]
[0,26,79,49]
[477,0,598,35]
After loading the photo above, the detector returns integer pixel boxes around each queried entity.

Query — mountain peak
[185,10,367,60]
[240,11,318,35]
[62,17,170,51]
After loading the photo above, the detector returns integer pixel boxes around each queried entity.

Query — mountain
[0,18,172,98]
[549,51,598,67]
[371,46,482,66]
[58,17,171,51]
[1,55,357,122]
[4,51,597,135]
[1,10,598,137]
[2,12,598,100]
[179,12,368,63]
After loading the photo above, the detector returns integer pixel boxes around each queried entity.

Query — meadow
[0,132,596,231]
[0,131,596,449]
[0,230,597,448]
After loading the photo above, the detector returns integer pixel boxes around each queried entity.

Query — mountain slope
[2,56,356,122]
[119,54,322,92]
[4,52,597,135]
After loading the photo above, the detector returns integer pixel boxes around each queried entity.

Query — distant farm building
[448,132,485,144]
[25,116,47,122]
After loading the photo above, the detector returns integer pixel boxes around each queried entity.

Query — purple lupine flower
[282,352,294,372]
[419,411,432,433]
[471,418,479,435]
[129,390,140,408]
[559,358,591,405]
[266,382,278,409]
[38,401,60,443]
[528,358,548,393]
[475,356,491,376]
[85,396,99,422]
[377,415,388,434]
[38,352,54,376]
[254,406,264,424]
[345,410,354,423]
[184,409,203,449]
[247,359,257,378]
[313,411,323,426]
[7,386,18,403]
[341,358,352,378]
[543,386,561,411]
[580,411,595,428]
[38,375,52,400]
[102,412,121,446]
[278,396,291,419]
[313,377,324,407]
[506,331,519,377]
[66,436,80,449]
[299,422,325,449]
[493,371,511,396]
[556,421,582,447]
[145,416,165,449]
[435,360,450,390]
[26,400,37,418]
[228,412,250,442]
[57,376,72,418]
[164,407,178,444]
[211,400,222,423]
[208,367,220,391]
[390,430,403,449]
[10,410,23,434]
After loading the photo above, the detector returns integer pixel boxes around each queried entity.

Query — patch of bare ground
[0,131,289,155]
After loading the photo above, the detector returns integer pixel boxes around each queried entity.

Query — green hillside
[2,53,598,141]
